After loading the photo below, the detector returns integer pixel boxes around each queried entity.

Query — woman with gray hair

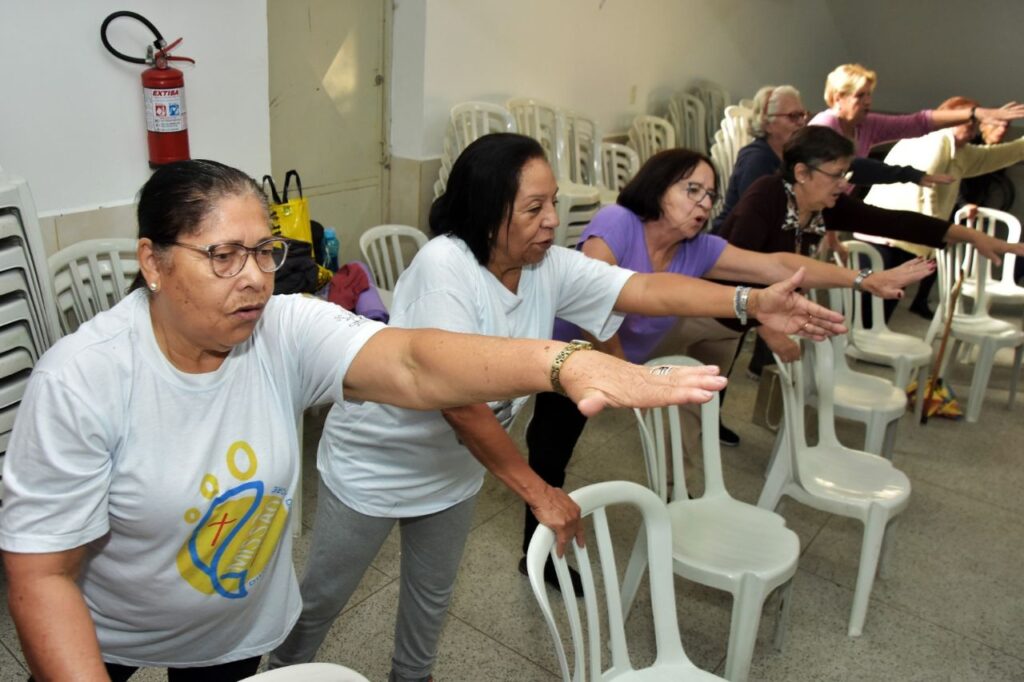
[713,84,948,234]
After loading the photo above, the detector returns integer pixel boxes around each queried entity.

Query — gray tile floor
[2,302,1023,681]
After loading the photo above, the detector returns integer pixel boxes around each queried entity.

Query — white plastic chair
[358,224,428,310]
[758,339,911,637]
[924,240,1023,422]
[627,114,676,164]
[527,480,725,681]
[449,101,516,155]
[667,92,708,153]
[809,289,907,459]
[507,98,601,246]
[600,142,640,193]
[562,110,617,204]
[240,662,370,682]
[621,356,799,682]
[48,238,138,335]
[834,241,933,421]
[689,80,731,150]
[954,206,1024,319]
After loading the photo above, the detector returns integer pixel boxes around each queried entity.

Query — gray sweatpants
[269,478,477,682]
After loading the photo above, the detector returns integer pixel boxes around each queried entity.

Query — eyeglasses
[683,182,720,207]
[768,110,810,123]
[169,237,290,278]
[808,166,853,183]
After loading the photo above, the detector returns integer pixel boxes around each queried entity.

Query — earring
[148,282,158,292]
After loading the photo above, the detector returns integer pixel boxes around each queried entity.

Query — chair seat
[798,445,911,510]
[557,179,601,204]
[847,329,932,365]
[962,280,1024,304]
[668,497,799,583]
[951,314,1024,344]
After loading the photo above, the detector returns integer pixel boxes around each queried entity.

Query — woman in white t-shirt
[0,160,737,682]
[271,134,848,682]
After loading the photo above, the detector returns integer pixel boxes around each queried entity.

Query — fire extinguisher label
[144,87,188,133]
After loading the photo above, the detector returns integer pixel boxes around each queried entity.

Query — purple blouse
[553,205,727,364]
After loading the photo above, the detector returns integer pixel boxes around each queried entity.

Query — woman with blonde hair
[810,63,1024,159]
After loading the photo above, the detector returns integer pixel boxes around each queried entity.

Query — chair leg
[1008,344,1023,409]
[966,342,997,423]
[912,364,927,423]
[849,504,889,637]
[619,523,649,623]
[757,440,790,511]
[877,518,899,580]
[724,575,768,682]
[880,419,899,461]
[772,577,795,652]
[862,413,885,456]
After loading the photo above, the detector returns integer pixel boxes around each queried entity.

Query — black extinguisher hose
[100,11,164,64]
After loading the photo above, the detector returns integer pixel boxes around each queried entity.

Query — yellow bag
[262,170,312,244]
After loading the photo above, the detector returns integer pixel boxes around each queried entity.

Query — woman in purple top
[521,148,931,588]
[810,63,1024,159]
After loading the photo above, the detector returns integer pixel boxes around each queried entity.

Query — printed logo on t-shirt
[175,440,291,599]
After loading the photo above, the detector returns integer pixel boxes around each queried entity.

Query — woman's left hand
[751,267,848,340]
[558,351,729,418]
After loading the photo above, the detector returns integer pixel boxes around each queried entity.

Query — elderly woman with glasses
[713,83,950,235]
[717,125,1024,364]
[810,63,1024,160]
[0,159,747,681]
[270,133,853,682]
[521,145,932,572]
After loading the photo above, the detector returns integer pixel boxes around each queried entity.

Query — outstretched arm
[343,328,729,415]
[706,244,934,300]
[4,547,108,682]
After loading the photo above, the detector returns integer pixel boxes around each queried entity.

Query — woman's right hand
[757,326,801,363]
[862,257,936,299]
[978,102,1024,123]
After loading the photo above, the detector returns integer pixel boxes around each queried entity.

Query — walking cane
[921,267,965,425]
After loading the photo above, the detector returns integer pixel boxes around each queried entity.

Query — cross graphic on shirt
[207,512,237,546]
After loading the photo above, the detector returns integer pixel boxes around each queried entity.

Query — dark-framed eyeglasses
[769,110,810,123]
[683,182,720,207]
[169,237,290,278]
[808,166,853,183]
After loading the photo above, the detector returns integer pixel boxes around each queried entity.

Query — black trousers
[31,656,263,682]
[522,391,589,554]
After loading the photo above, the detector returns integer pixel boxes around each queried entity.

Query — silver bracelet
[734,286,751,325]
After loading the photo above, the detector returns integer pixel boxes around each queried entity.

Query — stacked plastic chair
[600,142,640,194]
[0,172,63,502]
[48,238,138,335]
[707,102,754,221]
[507,98,601,247]
[667,91,708,154]
[689,80,731,153]
[627,114,676,165]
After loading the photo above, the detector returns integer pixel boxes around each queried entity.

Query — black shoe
[719,423,740,447]
[519,556,584,597]
[909,300,934,319]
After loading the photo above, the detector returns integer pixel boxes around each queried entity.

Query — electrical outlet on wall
[629,85,637,105]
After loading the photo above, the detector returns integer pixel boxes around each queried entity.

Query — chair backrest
[935,239,987,325]
[627,115,676,164]
[562,109,603,187]
[507,97,568,178]
[47,238,138,335]
[599,142,640,193]
[526,480,694,681]
[834,240,888,336]
[449,101,516,155]
[954,206,1021,296]
[667,92,707,154]
[774,339,843,478]
[240,662,370,681]
[689,80,731,148]
[634,355,729,504]
[358,224,428,293]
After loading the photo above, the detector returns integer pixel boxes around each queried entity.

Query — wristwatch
[852,268,873,292]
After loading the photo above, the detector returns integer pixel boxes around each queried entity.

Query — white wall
[0,0,270,216]
[392,0,852,159]
[825,0,1024,115]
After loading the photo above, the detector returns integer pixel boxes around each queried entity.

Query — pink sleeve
[861,110,933,149]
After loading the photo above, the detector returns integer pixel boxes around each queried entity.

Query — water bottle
[323,227,340,272]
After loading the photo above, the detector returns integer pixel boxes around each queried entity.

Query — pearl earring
[149,282,158,292]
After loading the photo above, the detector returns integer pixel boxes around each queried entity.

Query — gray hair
[749,85,802,138]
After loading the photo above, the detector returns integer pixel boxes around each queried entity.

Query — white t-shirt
[318,235,633,517]
[0,290,383,667]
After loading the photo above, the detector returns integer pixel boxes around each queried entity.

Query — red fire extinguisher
[101,11,195,168]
